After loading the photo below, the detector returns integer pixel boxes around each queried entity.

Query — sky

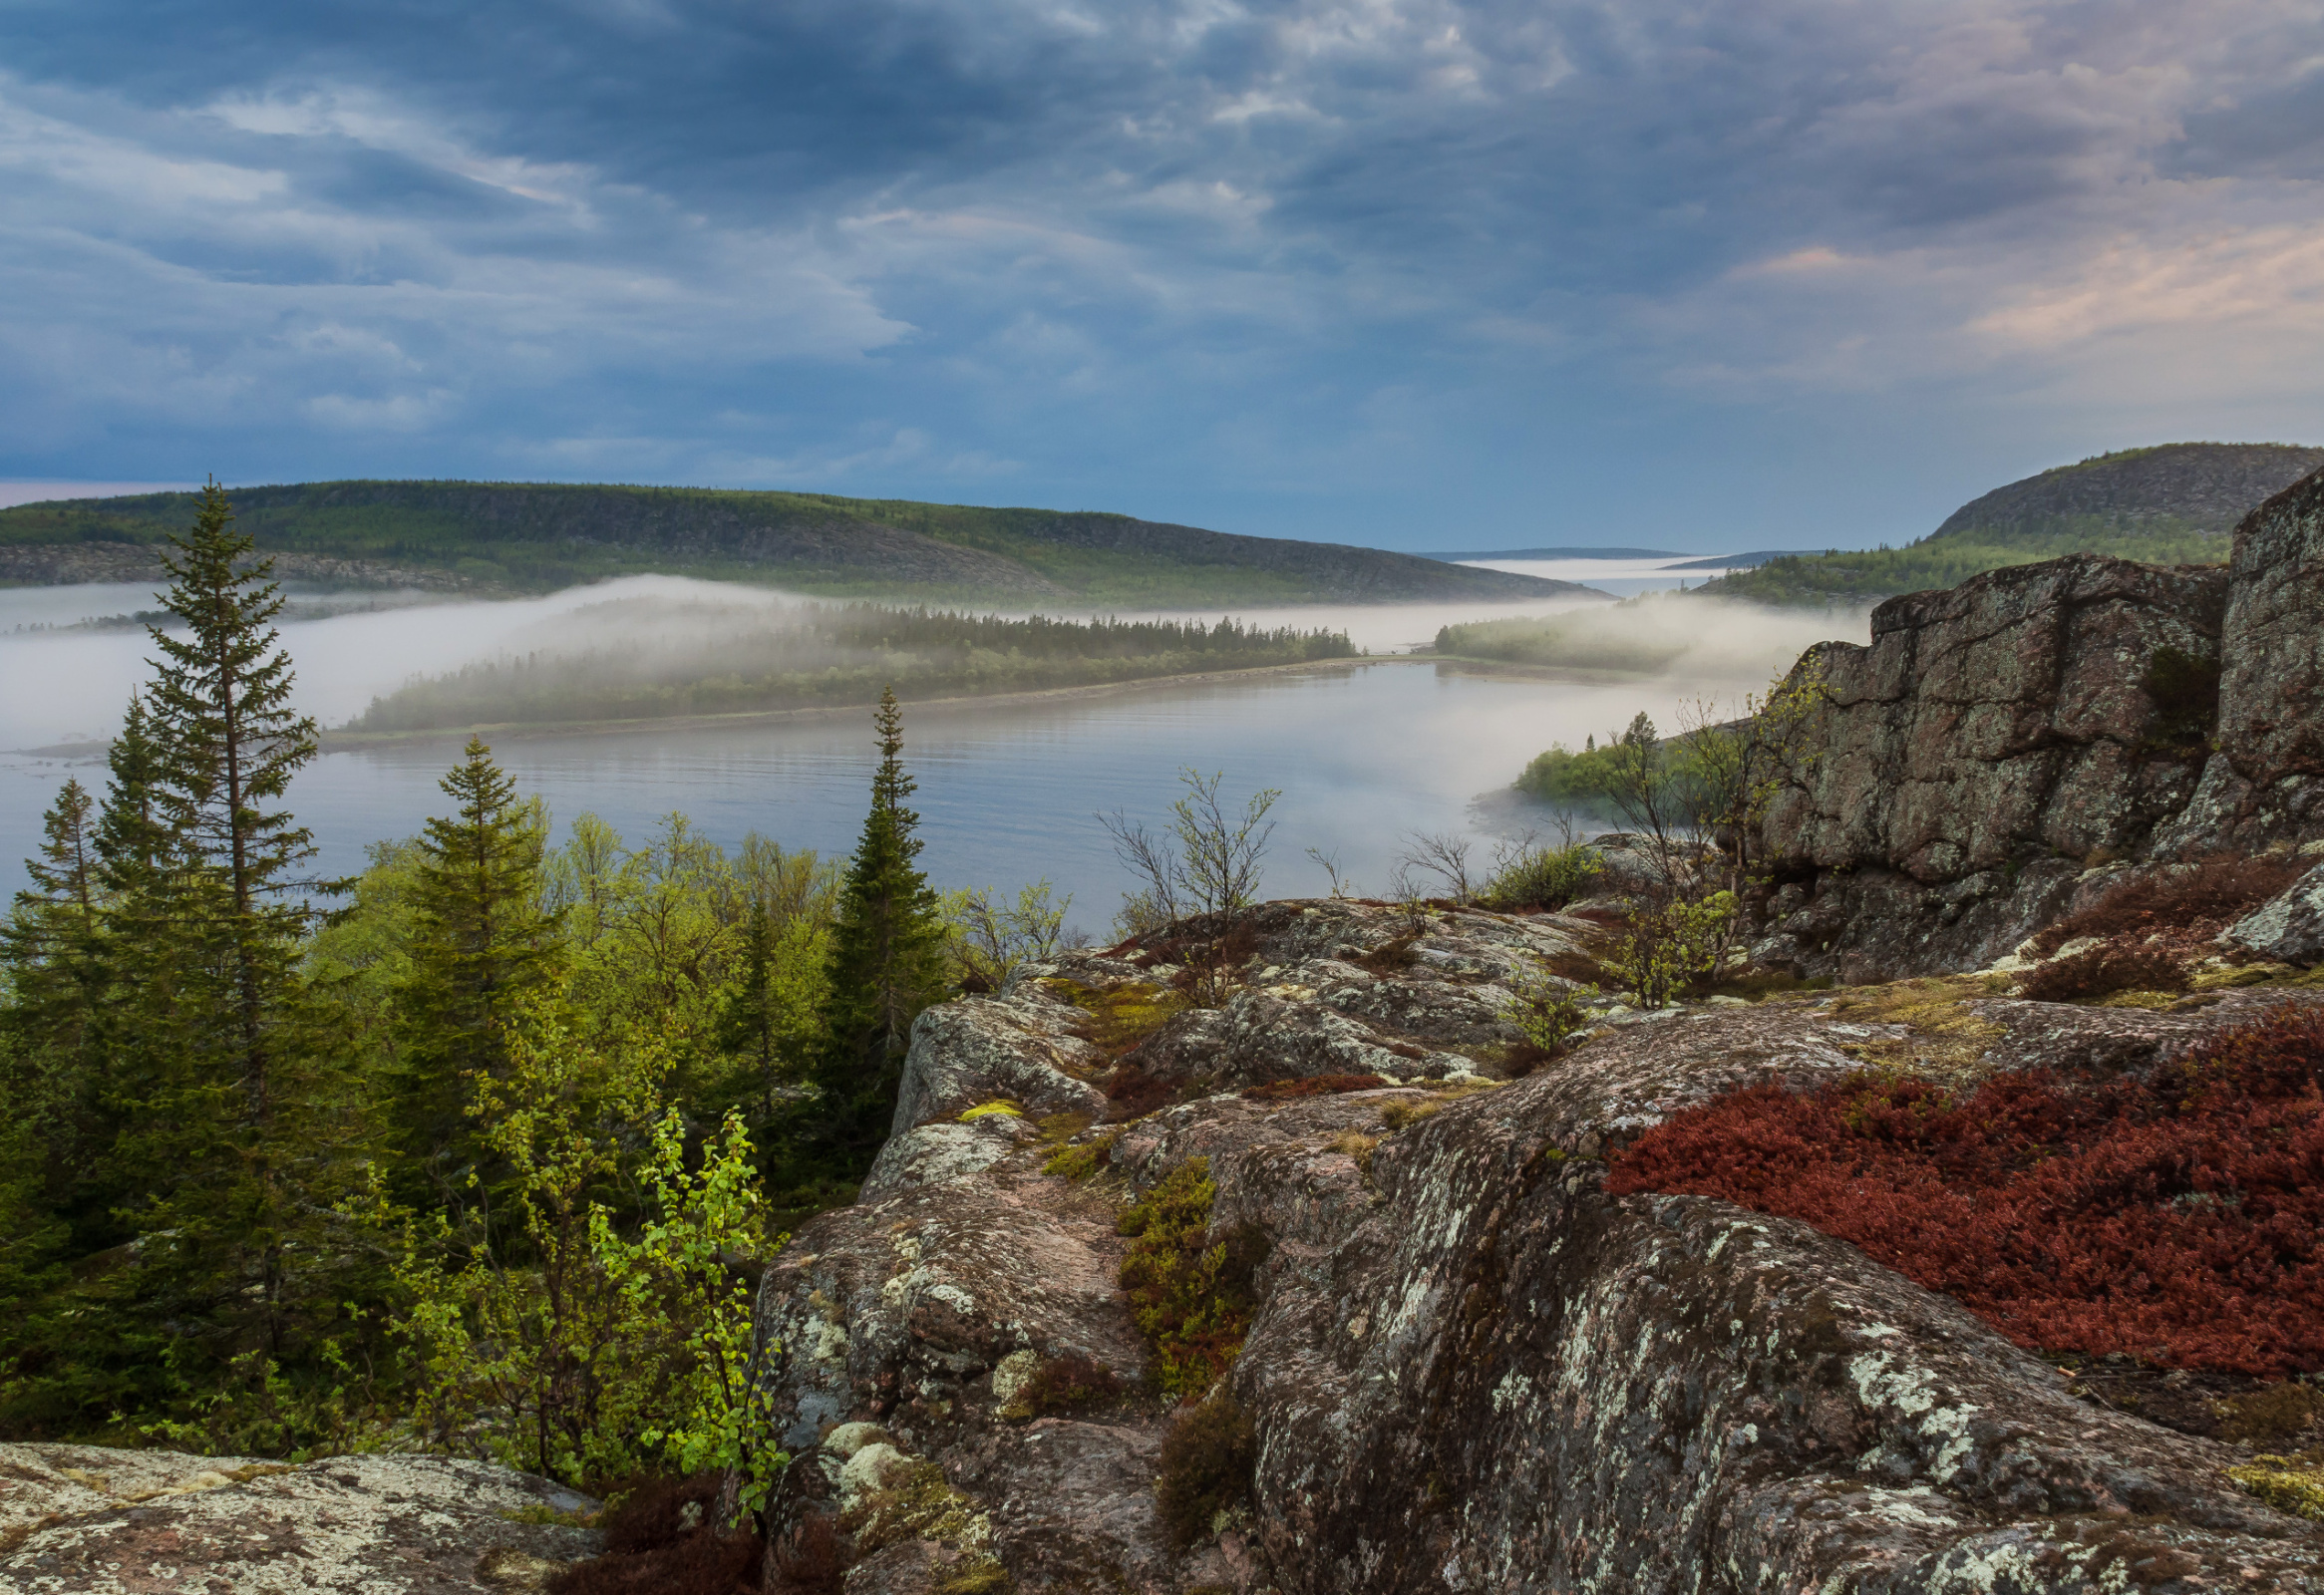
[6,2,2324,555]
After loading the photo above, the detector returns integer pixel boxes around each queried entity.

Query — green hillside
[0,478,1595,605]
[1694,443,2324,605]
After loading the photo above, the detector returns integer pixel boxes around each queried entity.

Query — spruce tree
[1,779,104,1066]
[807,689,946,1171]
[392,738,559,1188]
[125,479,335,1367]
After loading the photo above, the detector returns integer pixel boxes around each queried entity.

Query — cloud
[3,0,2324,545]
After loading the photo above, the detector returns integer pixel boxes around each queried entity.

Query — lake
[0,575,1857,922]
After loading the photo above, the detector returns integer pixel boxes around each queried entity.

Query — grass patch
[1327,1130,1379,1174]
[1607,1008,2324,1377]
[1118,1160,1269,1402]
[1821,977,2009,1084]
[1048,978,1187,1060]
[1378,1100,1445,1131]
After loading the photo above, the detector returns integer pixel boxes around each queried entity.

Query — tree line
[0,486,969,1483]
[349,605,1357,733]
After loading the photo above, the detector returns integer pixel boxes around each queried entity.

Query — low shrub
[2029,854,2303,959]
[1239,1074,1387,1102]
[2016,942,2189,1003]
[1010,1354,1126,1417]
[1155,1394,1258,1550]
[1101,1062,1175,1119]
[767,1509,844,1594]
[1605,1009,2324,1376]
[1043,1133,1118,1181]
[1500,959,1597,1057]
[1482,842,1604,911]
[548,1472,762,1595]
[1606,891,1736,1008]
[1118,1161,1269,1401]
[2216,1381,2324,1448]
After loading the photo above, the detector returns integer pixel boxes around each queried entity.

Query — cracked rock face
[1753,492,2324,977]
[0,1445,601,1593]
[740,900,2324,1593]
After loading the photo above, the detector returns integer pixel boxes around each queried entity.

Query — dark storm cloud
[5,1,2324,548]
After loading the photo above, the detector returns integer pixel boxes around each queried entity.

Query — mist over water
[0,572,1869,920]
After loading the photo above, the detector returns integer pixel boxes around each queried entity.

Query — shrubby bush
[1607,1009,2324,1376]
[1482,840,1603,911]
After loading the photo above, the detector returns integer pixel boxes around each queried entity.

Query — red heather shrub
[2028,853,2302,958]
[2015,941,2189,1003]
[1604,1010,2324,1376]
[1240,1074,1389,1102]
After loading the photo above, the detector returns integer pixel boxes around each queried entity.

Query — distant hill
[1439,545,1680,560]
[1694,443,2324,605]
[1659,549,1824,571]
[0,480,1603,606]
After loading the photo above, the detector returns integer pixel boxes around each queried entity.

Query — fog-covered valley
[0,571,1869,916]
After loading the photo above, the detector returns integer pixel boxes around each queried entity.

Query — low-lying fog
[0,571,1872,915]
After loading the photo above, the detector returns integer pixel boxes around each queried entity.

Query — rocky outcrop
[2226,860,2324,967]
[1751,465,2324,978]
[0,1443,600,1592]
[738,901,2324,1593]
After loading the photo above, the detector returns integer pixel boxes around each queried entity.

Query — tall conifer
[392,738,559,1186]
[125,479,335,1365]
[807,689,945,1170]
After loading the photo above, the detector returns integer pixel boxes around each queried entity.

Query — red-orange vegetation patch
[548,1473,762,1595]
[1240,1074,1389,1102]
[2030,853,2302,959]
[1604,1009,2324,1377]
[2017,941,2190,1003]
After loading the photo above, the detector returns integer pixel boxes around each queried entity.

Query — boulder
[736,904,2324,1592]
[2224,858,2324,966]
[0,1444,600,1593]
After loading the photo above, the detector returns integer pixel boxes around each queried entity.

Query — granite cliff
[1746,462,2324,980]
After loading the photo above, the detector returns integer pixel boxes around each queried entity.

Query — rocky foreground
[739,896,2324,1594]
[0,1441,601,1592]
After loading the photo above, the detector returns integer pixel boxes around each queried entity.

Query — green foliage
[942,880,1071,991]
[2140,645,2222,751]
[1513,741,1631,812]
[1500,965,1599,1053]
[1438,613,1685,673]
[375,1005,784,1497]
[1693,516,2231,605]
[1481,841,1603,910]
[347,606,1355,733]
[1608,892,1738,1008]
[1117,1159,1268,1402]
[800,690,948,1178]
[390,739,561,1187]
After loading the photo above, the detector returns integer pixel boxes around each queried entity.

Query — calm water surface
[0,574,1827,918]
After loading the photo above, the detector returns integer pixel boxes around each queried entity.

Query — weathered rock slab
[0,1445,600,1593]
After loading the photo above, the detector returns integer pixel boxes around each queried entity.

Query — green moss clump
[1048,979,1186,1060]
[1044,1132,1118,1180]
[840,1459,987,1555]
[959,1101,1023,1120]
[2228,1455,2324,1521]
[1117,1159,1270,1402]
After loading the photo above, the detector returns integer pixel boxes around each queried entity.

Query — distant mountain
[1440,545,1680,560]
[1695,443,2324,605]
[0,480,1606,606]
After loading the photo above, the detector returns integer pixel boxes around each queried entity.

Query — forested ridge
[1693,442,2324,604]
[0,487,1009,1492]
[0,478,1594,605]
[346,604,1357,734]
